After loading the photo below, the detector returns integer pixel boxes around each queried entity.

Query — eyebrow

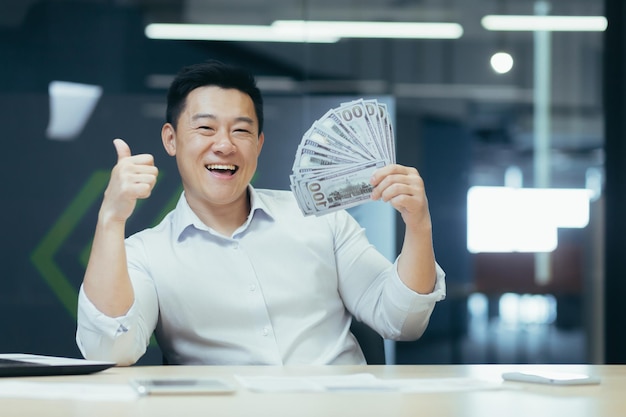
[192,113,216,121]
[192,113,255,126]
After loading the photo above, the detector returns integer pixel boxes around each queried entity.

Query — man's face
[162,86,264,212]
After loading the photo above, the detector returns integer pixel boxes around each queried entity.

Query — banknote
[335,99,383,161]
[290,98,396,216]
[292,160,386,215]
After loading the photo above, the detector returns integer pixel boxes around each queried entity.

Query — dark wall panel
[603,0,626,364]
[394,114,471,364]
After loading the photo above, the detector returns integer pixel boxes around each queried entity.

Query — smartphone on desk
[130,377,237,395]
[502,371,601,386]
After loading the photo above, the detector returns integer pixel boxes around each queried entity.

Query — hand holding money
[290,99,396,216]
[370,164,432,230]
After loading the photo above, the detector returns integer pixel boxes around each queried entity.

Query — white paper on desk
[235,374,503,394]
[235,373,393,393]
[387,377,504,393]
[0,381,139,401]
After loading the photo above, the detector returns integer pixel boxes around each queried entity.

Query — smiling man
[76,60,446,366]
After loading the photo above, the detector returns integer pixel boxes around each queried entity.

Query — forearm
[397,222,437,294]
[368,163,437,294]
[82,216,134,317]
[77,221,157,365]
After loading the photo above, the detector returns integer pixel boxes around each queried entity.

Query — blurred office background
[2,0,625,365]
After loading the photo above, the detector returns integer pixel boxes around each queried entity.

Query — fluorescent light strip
[481,15,607,32]
[271,20,463,39]
[145,23,339,43]
[145,20,464,43]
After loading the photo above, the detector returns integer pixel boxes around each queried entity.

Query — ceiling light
[46,81,102,141]
[481,15,607,32]
[145,23,339,43]
[272,20,463,39]
[144,20,464,43]
[490,52,514,74]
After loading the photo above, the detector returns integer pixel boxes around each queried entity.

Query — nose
[212,131,236,154]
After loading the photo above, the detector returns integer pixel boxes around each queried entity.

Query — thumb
[113,138,132,161]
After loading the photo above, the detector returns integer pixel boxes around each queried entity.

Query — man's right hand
[99,139,159,224]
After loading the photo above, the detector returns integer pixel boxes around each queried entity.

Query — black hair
[165,60,264,135]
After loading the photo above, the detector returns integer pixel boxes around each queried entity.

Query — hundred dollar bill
[335,100,383,160]
[305,124,372,161]
[363,100,385,140]
[292,163,356,179]
[317,110,377,160]
[363,99,392,164]
[294,147,358,170]
[376,102,395,164]
[294,160,386,216]
[297,139,364,165]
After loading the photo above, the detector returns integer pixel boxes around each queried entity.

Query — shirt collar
[172,185,275,239]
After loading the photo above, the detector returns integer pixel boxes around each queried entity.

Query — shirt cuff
[387,260,447,309]
[77,285,137,339]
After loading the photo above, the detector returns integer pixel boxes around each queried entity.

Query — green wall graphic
[30,169,181,319]
[30,170,110,319]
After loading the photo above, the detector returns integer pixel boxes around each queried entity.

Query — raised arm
[82,139,158,316]
[370,164,437,294]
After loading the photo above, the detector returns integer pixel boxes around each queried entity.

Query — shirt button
[262,327,270,336]
[232,243,239,249]
[249,284,256,292]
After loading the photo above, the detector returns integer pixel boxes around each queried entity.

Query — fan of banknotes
[290,99,396,216]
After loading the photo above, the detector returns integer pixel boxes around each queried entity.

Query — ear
[161,123,177,156]
[256,132,265,156]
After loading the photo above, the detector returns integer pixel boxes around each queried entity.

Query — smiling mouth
[206,164,238,175]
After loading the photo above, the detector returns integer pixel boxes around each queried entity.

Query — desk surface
[1,364,625,417]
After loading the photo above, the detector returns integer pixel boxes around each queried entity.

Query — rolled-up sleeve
[75,235,159,366]
[334,210,446,341]
[381,260,446,340]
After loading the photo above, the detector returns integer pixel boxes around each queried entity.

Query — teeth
[207,164,236,171]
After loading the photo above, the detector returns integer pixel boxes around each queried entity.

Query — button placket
[234,239,279,356]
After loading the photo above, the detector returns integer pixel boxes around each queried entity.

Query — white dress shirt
[76,187,446,366]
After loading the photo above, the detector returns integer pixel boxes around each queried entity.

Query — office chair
[350,318,386,365]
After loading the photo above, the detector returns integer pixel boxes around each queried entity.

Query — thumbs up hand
[100,138,159,224]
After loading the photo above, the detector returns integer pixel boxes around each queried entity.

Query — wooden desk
[1,364,625,417]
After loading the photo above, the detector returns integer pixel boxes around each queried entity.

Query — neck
[187,190,251,237]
